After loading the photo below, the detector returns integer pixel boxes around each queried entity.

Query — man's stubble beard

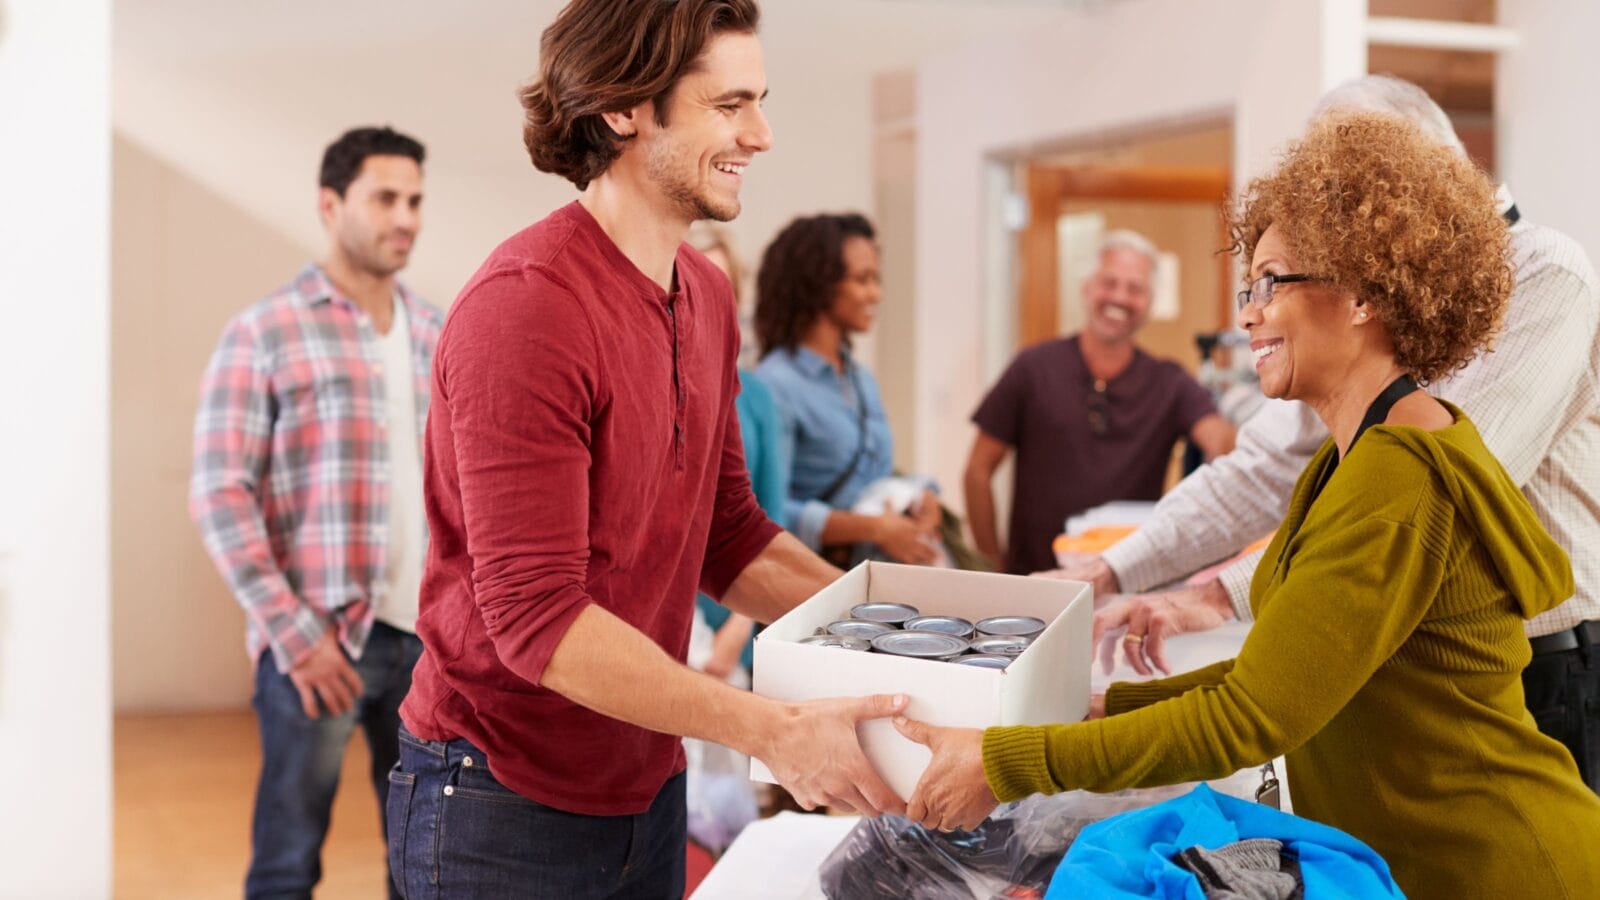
[647,140,739,224]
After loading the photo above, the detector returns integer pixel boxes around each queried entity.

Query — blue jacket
[1048,785,1404,899]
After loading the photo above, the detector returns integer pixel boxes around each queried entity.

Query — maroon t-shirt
[401,202,782,815]
[972,336,1216,575]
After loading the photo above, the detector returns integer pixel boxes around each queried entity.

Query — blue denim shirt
[755,346,894,549]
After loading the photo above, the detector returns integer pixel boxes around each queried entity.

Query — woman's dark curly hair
[755,213,876,357]
[519,0,759,190]
[1227,112,1513,385]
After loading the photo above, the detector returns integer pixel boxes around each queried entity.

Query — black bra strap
[1350,374,1419,454]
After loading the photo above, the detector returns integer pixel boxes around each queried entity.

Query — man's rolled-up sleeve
[441,268,602,688]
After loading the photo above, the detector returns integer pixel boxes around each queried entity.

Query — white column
[0,1,113,897]
[1498,0,1600,260]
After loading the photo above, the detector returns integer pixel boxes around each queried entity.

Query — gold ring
[1124,633,1145,643]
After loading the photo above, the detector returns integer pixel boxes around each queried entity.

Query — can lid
[970,635,1032,656]
[952,653,1012,670]
[904,615,974,637]
[799,634,871,651]
[826,619,896,639]
[850,602,920,624]
[870,630,970,658]
[976,615,1047,637]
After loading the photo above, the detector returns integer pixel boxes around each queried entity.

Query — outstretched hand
[1090,581,1234,676]
[757,693,909,816]
[893,716,998,832]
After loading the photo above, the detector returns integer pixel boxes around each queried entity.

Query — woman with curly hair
[753,213,943,566]
[892,114,1600,898]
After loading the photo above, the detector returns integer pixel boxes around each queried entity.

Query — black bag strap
[816,364,870,506]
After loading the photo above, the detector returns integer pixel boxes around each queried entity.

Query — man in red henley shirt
[387,2,907,896]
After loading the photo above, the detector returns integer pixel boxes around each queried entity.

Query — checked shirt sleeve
[188,317,324,671]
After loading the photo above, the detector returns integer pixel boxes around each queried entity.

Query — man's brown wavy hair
[520,0,760,190]
[1227,113,1514,384]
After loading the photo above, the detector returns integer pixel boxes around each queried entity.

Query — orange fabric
[1052,526,1139,556]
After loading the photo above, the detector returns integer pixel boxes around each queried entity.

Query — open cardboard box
[750,561,1092,801]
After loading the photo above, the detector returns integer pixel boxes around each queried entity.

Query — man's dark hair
[318,126,426,197]
[755,213,877,358]
[520,0,760,190]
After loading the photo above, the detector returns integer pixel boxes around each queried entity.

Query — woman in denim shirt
[753,213,941,566]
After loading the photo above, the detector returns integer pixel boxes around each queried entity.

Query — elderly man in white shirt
[1058,74,1600,792]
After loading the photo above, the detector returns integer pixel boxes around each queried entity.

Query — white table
[691,812,859,900]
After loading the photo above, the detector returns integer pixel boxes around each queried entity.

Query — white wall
[113,135,305,711]
[1498,0,1600,262]
[0,0,114,896]
[911,0,1365,505]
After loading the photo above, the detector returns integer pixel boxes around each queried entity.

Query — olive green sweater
[984,405,1600,898]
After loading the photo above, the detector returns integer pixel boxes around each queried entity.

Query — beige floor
[115,710,389,899]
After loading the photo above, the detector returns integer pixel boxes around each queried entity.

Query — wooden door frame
[1018,163,1233,348]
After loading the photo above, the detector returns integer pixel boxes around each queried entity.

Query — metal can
[952,653,1013,670]
[799,634,871,651]
[976,615,1047,639]
[826,619,896,640]
[904,615,974,638]
[970,635,1032,657]
[869,630,970,660]
[850,602,920,626]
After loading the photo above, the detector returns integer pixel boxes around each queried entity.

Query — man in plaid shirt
[190,126,442,900]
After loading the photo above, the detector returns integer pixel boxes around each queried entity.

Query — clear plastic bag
[818,786,1198,899]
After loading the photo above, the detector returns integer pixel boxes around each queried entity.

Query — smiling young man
[190,126,439,900]
[963,231,1236,575]
[387,2,905,896]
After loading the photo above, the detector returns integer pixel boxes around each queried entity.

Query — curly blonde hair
[1227,113,1513,384]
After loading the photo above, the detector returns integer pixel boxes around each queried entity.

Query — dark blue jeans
[1524,641,1600,794]
[246,621,424,900]
[388,727,686,899]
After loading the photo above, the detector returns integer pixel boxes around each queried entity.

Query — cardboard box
[750,561,1092,801]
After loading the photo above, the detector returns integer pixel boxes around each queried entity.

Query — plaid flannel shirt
[190,264,443,672]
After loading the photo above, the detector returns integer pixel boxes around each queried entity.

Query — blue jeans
[246,621,423,900]
[388,727,687,899]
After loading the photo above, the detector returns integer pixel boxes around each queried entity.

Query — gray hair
[1310,74,1467,157]
[1098,228,1159,273]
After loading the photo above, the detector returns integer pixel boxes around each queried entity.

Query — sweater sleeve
[1102,400,1325,593]
[983,485,1446,802]
[1102,659,1236,715]
[438,268,603,688]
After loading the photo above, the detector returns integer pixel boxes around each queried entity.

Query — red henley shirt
[400,202,782,815]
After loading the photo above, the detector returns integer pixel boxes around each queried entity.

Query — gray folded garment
[1170,838,1305,900]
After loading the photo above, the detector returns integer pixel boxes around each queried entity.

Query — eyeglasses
[1235,273,1321,312]
[1087,379,1109,436]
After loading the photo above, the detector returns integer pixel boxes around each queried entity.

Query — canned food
[799,634,871,651]
[850,602,920,625]
[976,615,1047,639]
[952,653,1013,670]
[870,630,970,659]
[826,619,896,640]
[970,635,1032,657]
[904,615,974,638]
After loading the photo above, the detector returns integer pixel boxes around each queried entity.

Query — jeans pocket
[386,768,417,897]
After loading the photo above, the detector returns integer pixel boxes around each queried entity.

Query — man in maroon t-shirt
[964,231,1237,576]
[387,2,907,897]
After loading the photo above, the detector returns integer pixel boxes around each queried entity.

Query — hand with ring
[1090,581,1235,676]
